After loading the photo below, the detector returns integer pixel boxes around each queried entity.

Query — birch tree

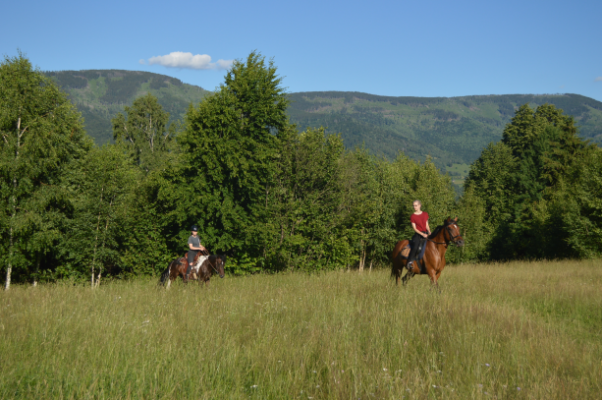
[62,145,137,286]
[112,93,174,173]
[0,53,90,289]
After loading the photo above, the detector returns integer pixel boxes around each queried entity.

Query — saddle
[184,251,209,279]
[399,239,427,272]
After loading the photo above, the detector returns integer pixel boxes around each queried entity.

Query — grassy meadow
[1,260,601,399]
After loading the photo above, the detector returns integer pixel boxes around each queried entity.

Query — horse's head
[216,255,226,278]
[444,217,464,247]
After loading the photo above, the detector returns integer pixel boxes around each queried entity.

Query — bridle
[206,257,223,276]
[427,223,462,245]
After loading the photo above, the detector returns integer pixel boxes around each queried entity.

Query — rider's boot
[406,259,414,271]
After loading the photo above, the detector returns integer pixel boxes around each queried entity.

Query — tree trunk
[91,186,105,288]
[5,116,22,291]
[359,229,366,272]
[96,196,114,288]
[33,253,41,287]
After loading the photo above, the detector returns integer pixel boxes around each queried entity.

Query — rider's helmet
[191,225,198,232]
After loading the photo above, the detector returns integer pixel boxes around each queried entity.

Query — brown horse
[159,251,226,288]
[391,217,464,289]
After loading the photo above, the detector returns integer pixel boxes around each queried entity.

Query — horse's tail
[158,260,173,286]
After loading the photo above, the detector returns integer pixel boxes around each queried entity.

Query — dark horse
[159,251,226,288]
[391,217,464,289]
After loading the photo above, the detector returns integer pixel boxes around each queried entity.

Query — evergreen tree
[179,52,292,272]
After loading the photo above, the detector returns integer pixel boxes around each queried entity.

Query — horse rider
[407,200,431,270]
[187,225,208,277]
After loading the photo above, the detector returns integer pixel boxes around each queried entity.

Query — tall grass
[1,260,601,399]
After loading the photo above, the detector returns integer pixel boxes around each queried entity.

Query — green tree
[561,148,602,257]
[0,53,91,289]
[266,127,348,272]
[465,103,593,260]
[465,142,516,227]
[61,146,138,285]
[112,93,175,173]
[179,52,292,273]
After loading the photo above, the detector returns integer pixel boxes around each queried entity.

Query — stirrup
[406,261,414,271]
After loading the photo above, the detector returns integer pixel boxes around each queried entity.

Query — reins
[206,257,221,275]
[426,224,461,245]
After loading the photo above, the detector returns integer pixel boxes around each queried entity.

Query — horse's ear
[454,217,459,222]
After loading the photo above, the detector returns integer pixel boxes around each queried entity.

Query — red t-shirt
[410,212,429,233]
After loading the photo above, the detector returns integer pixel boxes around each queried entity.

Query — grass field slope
[1,261,601,399]
[47,70,602,174]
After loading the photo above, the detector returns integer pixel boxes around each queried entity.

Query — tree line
[1,52,601,288]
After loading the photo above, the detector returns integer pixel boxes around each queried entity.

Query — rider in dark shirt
[187,225,207,276]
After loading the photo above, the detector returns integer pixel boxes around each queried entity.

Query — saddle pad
[192,255,209,273]
[400,245,410,259]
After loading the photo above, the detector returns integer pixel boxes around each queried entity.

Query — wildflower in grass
[485,363,490,367]
[251,385,258,388]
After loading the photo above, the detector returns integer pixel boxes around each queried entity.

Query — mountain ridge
[46,70,602,179]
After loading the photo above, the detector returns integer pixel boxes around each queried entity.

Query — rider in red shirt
[408,200,431,270]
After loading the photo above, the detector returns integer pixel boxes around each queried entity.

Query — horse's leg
[402,271,414,286]
[428,268,438,290]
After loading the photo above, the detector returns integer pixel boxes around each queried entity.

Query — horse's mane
[428,225,444,240]
[427,219,453,240]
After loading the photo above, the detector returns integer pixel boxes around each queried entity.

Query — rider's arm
[189,242,207,252]
[412,222,423,236]
[426,221,431,236]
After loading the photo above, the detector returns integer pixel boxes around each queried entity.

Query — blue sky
[2,0,601,101]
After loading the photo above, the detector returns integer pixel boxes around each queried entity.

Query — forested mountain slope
[47,70,602,172]
[288,91,602,168]
[45,70,210,144]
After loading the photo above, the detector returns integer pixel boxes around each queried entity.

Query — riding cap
[191,225,198,232]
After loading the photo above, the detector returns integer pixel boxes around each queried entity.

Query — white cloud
[139,59,146,65]
[595,76,602,82]
[146,51,233,70]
